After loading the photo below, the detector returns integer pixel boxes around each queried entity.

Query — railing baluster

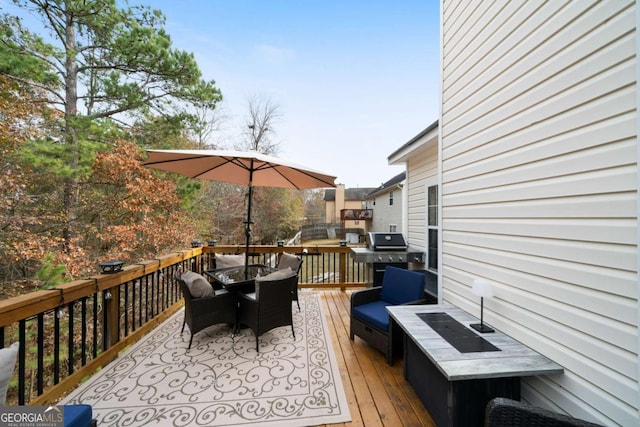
[161,272,167,311]
[81,297,87,366]
[151,275,156,318]
[137,278,142,329]
[144,277,149,323]
[151,274,156,318]
[124,281,129,337]
[37,313,44,395]
[132,279,137,331]
[18,319,26,405]
[161,274,166,311]
[93,293,98,359]
[54,310,60,384]
[68,303,74,376]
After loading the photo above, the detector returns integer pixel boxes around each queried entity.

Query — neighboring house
[363,172,406,233]
[324,184,376,237]
[389,1,637,426]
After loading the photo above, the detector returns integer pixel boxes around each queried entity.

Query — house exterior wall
[366,187,404,233]
[441,1,638,425]
[342,200,368,233]
[405,141,438,254]
[324,184,373,234]
[389,126,439,265]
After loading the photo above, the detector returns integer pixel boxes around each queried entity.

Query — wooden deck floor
[318,290,436,427]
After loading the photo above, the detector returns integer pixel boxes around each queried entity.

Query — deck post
[104,286,120,350]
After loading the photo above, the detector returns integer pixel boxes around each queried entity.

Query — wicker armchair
[350,266,427,364]
[276,253,303,310]
[485,398,604,427]
[237,274,298,352]
[178,278,236,349]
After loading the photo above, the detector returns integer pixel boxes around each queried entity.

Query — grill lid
[367,232,408,251]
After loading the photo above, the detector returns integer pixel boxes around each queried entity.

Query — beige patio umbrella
[143,149,337,277]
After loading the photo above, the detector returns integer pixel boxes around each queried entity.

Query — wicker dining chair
[177,278,236,349]
[237,273,298,352]
[276,253,303,310]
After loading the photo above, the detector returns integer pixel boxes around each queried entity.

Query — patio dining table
[204,264,274,333]
[205,264,273,291]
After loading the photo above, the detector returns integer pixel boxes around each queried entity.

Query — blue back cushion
[379,267,425,305]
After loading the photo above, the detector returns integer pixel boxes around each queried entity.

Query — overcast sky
[4,0,441,188]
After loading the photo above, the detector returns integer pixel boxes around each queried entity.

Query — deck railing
[0,245,367,405]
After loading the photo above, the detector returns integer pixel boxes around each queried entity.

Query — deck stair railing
[0,245,367,405]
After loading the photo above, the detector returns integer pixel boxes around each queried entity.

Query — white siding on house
[406,143,438,252]
[367,189,403,233]
[441,1,637,426]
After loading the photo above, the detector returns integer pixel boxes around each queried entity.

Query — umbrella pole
[244,168,254,280]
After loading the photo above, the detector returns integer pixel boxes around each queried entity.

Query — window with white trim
[427,184,438,272]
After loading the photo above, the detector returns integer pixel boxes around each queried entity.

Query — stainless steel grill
[351,232,425,286]
[367,232,407,251]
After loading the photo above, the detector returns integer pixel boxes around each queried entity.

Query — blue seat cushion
[380,267,425,305]
[352,300,391,331]
[63,404,93,427]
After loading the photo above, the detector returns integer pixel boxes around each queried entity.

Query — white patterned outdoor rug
[62,292,351,426]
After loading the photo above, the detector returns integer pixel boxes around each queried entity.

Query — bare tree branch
[239,94,281,155]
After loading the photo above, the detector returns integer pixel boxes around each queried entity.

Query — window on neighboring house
[389,224,397,232]
[389,191,394,206]
[427,184,438,272]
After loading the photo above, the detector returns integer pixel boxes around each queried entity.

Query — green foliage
[19,137,105,180]
[176,179,203,211]
[16,116,125,184]
[1,0,222,256]
[131,114,195,150]
[3,0,222,136]
[0,15,61,87]
[252,187,304,244]
[36,253,68,289]
[0,0,305,286]
[303,189,327,224]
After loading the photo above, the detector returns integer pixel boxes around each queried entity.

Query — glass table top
[206,264,272,285]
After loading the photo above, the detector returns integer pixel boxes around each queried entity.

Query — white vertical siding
[406,138,438,252]
[367,189,403,233]
[441,1,637,425]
